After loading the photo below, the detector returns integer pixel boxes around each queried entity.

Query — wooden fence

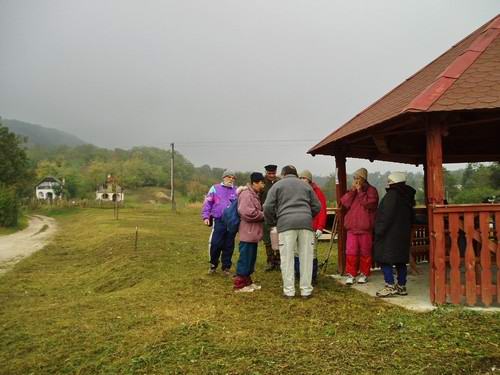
[432,204,500,306]
[26,198,124,210]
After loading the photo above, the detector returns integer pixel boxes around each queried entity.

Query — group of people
[201,164,416,299]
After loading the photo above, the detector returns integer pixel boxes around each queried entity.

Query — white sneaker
[345,274,355,285]
[235,285,254,293]
[249,283,262,290]
[357,273,368,284]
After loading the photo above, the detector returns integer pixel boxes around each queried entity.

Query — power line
[175,139,318,146]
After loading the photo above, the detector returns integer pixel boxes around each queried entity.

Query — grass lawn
[0,196,499,374]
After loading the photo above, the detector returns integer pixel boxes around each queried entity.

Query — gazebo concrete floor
[327,263,500,313]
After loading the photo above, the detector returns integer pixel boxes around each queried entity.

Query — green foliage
[26,145,240,201]
[0,185,20,227]
[0,124,31,189]
[0,123,33,226]
[450,163,500,204]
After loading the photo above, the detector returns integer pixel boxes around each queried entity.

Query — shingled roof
[309,15,500,156]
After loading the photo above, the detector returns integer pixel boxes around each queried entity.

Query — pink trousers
[346,232,373,277]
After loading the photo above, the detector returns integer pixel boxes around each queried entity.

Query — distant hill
[1,118,87,147]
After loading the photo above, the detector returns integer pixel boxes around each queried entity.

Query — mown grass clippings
[0,198,498,374]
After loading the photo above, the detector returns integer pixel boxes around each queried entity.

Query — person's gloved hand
[315,229,322,239]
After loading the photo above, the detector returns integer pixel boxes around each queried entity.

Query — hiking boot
[395,284,408,296]
[249,283,262,291]
[345,274,355,286]
[235,285,254,293]
[376,284,397,298]
[357,273,368,284]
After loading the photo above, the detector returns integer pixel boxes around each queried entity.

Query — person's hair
[281,165,298,176]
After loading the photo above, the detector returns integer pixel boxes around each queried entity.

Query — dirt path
[0,215,58,275]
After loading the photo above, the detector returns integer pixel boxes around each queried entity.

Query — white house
[96,176,124,202]
[35,176,63,200]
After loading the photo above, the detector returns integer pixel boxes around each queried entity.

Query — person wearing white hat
[340,167,379,285]
[374,172,416,297]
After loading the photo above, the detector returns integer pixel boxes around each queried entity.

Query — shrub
[0,185,20,227]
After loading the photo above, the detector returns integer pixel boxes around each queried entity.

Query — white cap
[388,172,406,185]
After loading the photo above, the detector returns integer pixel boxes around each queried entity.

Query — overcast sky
[0,1,498,176]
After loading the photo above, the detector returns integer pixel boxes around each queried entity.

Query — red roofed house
[309,15,500,306]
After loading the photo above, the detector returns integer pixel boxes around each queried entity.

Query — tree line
[1,122,499,227]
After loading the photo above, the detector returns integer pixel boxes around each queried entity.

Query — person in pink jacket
[340,168,379,285]
[233,172,266,293]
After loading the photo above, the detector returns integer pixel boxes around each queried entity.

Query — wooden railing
[432,204,500,306]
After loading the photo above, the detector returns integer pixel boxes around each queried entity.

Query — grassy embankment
[0,214,28,236]
[0,188,499,374]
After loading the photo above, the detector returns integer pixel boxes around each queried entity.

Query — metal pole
[171,142,176,211]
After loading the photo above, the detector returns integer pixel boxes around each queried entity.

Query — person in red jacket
[295,170,327,284]
[340,168,379,285]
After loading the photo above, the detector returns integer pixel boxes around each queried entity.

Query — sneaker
[301,294,312,299]
[249,283,262,291]
[357,273,368,284]
[283,294,295,299]
[235,285,254,293]
[345,274,355,286]
[376,284,397,298]
[208,266,216,274]
[222,269,232,276]
[395,284,408,296]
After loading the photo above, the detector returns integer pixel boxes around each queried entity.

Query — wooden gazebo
[309,15,500,306]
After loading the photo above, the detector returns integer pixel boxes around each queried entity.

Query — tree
[0,124,31,189]
[0,123,32,226]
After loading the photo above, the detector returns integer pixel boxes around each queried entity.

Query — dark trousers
[381,263,407,286]
[294,257,318,281]
[236,242,258,276]
[209,219,236,270]
[234,242,258,289]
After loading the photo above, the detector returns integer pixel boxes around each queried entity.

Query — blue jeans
[236,242,258,277]
[381,263,407,286]
[209,219,236,270]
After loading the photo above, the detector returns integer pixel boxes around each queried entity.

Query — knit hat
[388,172,406,185]
[299,170,313,182]
[353,168,368,180]
[222,169,235,178]
[264,164,278,172]
[250,172,265,183]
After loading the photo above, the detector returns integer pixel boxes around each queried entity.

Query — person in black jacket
[374,172,416,297]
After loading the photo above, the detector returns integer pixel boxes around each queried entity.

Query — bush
[453,187,499,204]
[0,186,20,227]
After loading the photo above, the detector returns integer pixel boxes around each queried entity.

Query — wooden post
[170,143,177,212]
[335,154,347,275]
[426,121,445,304]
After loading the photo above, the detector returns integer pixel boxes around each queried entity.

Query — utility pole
[170,142,176,211]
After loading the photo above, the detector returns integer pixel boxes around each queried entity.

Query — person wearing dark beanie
[234,172,266,292]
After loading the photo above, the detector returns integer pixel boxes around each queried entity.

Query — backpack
[221,199,240,233]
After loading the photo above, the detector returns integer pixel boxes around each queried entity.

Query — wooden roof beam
[373,135,391,154]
